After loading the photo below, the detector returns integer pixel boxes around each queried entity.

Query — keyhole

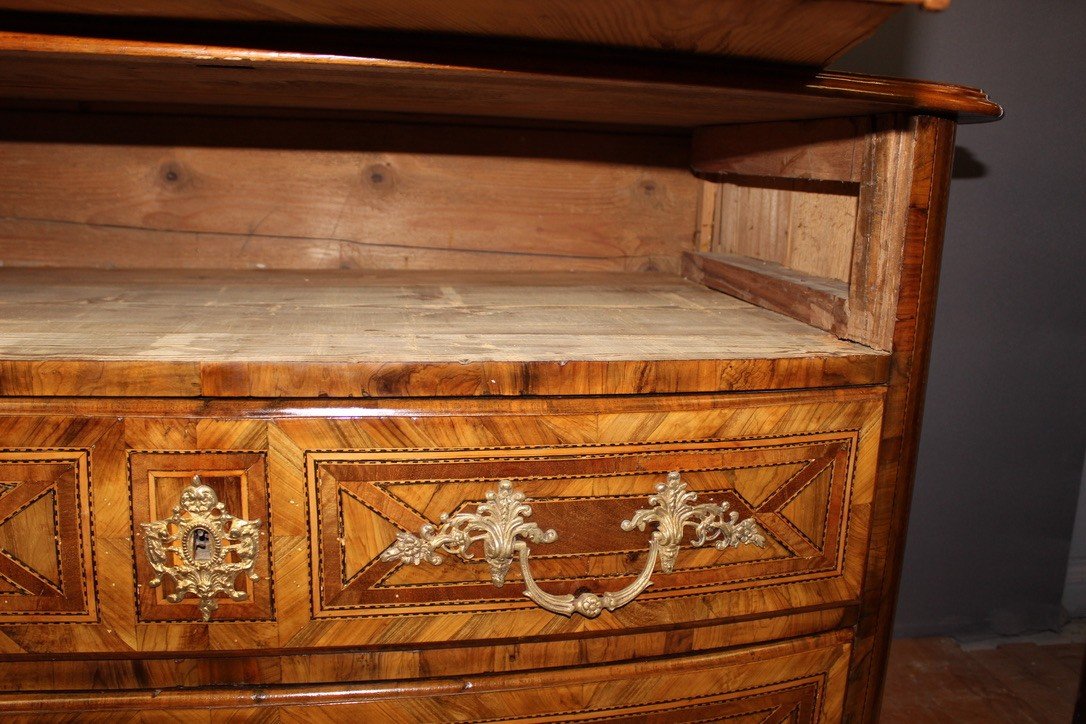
[189,527,213,561]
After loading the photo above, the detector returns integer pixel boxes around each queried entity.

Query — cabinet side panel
[845,115,957,722]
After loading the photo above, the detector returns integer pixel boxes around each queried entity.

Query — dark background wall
[834,1,1086,637]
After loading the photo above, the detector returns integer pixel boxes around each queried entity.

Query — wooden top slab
[0,1,944,66]
[0,269,888,398]
[0,26,1001,128]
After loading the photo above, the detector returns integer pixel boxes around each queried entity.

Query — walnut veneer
[0,5,997,721]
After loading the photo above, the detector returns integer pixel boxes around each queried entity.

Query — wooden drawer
[0,630,852,721]
[0,388,881,654]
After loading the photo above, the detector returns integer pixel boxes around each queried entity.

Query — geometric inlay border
[307,431,860,619]
[0,449,97,622]
[128,450,274,624]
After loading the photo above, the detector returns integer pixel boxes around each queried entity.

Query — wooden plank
[787,186,858,281]
[0,269,888,397]
[682,251,849,337]
[702,117,913,351]
[714,182,792,264]
[0,111,697,273]
[693,181,719,253]
[846,115,915,350]
[712,180,858,283]
[0,32,1003,129]
[692,118,868,182]
[0,1,934,66]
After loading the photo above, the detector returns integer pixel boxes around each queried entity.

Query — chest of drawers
[0,2,998,720]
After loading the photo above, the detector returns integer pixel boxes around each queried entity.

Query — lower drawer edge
[0,629,853,722]
[0,606,858,693]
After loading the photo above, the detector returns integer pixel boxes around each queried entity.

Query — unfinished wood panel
[697,118,916,352]
[693,118,869,182]
[0,0,929,64]
[0,112,697,273]
[0,33,1004,128]
[712,181,858,282]
[693,180,719,253]
[790,188,860,280]
[846,115,916,350]
[0,269,888,398]
[683,251,849,336]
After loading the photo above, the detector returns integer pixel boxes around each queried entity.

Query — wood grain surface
[692,118,869,183]
[0,387,882,657]
[0,30,1002,128]
[0,609,853,693]
[684,116,916,352]
[0,14,989,711]
[0,629,852,719]
[0,110,697,274]
[0,0,933,65]
[0,269,888,397]
[707,179,858,284]
[844,116,959,721]
[683,251,850,339]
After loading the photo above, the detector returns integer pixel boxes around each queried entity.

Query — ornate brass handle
[380,472,766,618]
[141,476,262,621]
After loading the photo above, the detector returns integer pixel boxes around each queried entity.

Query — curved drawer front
[0,388,881,653]
[279,388,882,647]
[0,630,852,721]
[312,435,852,614]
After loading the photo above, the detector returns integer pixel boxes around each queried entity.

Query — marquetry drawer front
[275,388,882,648]
[0,415,283,655]
[0,389,880,656]
[0,451,94,620]
[0,417,118,624]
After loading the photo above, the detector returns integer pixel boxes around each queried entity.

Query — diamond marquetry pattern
[310,434,856,617]
[0,451,96,621]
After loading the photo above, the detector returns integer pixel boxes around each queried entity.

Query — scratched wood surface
[0,269,887,398]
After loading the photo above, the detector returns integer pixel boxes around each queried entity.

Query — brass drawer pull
[380,472,766,618]
[141,476,263,621]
